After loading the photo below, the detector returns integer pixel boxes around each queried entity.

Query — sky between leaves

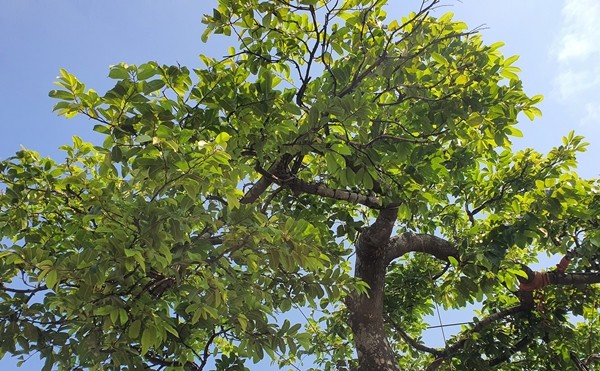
[1,0,599,369]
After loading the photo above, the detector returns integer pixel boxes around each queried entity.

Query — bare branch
[0,284,48,294]
[295,4,321,107]
[385,315,444,357]
[240,175,274,205]
[240,155,292,204]
[518,260,600,292]
[199,328,231,370]
[284,178,381,208]
[385,232,458,264]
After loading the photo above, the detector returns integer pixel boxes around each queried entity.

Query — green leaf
[45,270,58,290]
[215,132,231,145]
[143,79,165,94]
[503,55,519,67]
[455,74,468,85]
[141,327,155,355]
[431,52,448,66]
[448,256,459,267]
[111,146,122,162]
[135,134,152,143]
[307,106,319,128]
[108,64,130,79]
[137,63,158,80]
[325,152,340,174]
[332,143,352,156]
[48,90,74,100]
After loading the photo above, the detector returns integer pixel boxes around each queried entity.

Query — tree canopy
[1,0,599,370]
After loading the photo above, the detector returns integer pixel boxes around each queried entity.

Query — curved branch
[364,206,400,247]
[385,232,458,264]
[385,315,444,357]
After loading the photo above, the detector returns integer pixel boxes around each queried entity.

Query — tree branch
[444,305,525,356]
[488,335,533,367]
[361,206,400,248]
[424,305,528,370]
[240,173,275,205]
[240,155,292,204]
[385,232,458,264]
[385,315,444,357]
[549,272,600,285]
[0,284,48,294]
[284,178,381,208]
[518,260,600,292]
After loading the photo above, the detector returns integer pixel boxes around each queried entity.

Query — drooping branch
[385,232,458,264]
[385,315,444,357]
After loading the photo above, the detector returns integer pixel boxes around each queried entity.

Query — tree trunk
[347,255,399,371]
[347,208,399,371]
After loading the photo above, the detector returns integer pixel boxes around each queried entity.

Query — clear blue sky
[1,1,599,369]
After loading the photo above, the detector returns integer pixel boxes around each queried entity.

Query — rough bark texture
[347,207,400,371]
[385,232,458,263]
[285,178,381,208]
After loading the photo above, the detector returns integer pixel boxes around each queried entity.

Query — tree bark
[385,232,458,264]
[347,207,400,371]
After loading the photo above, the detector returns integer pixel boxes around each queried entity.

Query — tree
[1,0,599,369]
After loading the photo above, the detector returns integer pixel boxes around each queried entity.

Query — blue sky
[1,1,599,370]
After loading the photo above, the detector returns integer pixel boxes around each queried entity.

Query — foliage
[1,0,599,370]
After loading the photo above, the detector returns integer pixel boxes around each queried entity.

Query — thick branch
[240,155,292,204]
[240,175,275,205]
[363,206,400,248]
[348,206,400,371]
[385,232,458,264]
[518,262,600,292]
[284,178,381,208]
[549,272,600,285]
